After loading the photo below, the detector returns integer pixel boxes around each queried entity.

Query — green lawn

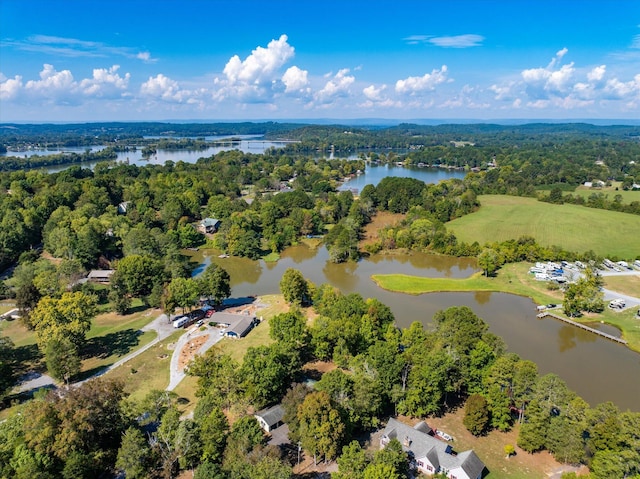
[447,195,640,258]
[572,183,640,204]
[103,331,182,403]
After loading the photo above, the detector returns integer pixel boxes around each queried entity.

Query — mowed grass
[604,274,640,298]
[372,262,562,306]
[572,182,640,204]
[103,331,181,403]
[447,195,640,258]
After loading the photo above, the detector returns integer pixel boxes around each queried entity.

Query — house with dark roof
[254,404,285,432]
[199,218,221,234]
[224,315,257,338]
[380,418,485,479]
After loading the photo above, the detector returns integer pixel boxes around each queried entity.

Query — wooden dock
[536,312,627,345]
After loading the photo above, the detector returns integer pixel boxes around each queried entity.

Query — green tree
[115,426,152,479]
[45,338,81,385]
[279,268,310,306]
[363,463,401,479]
[335,441,368,479]
[115,254,164,299]
[478,248,500,277]
[297,391,346,463]
[199,263,231,306]
[0,334,15,400]
[372,438,409,478]
[167,277,199,314]
[269,309,309,349]
[30,291,97,351]
[463,394,490,436]
[198,407,229,463]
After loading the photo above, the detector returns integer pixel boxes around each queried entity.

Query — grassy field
[604,274,640,298]
[446,195,640,259]
[572,182,640,204]
[103,331,182,403]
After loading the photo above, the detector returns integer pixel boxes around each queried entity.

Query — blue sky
[1,0,639,122]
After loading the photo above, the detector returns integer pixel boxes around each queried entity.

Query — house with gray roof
[199,218,221,234]
[380,417,485,479]
[254,404,285,432]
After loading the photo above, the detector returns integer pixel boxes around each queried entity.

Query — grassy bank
[372,262,562,306]
[447,195,640,259]
[372,262,640,353]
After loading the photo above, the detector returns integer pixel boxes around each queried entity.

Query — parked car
[205,309,215,318]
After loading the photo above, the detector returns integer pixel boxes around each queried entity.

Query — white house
[380,418,485,479]
[254,404,285,432]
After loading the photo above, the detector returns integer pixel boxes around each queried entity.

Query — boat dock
[536,312,627,345]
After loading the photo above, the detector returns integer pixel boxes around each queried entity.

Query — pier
[536,312,627,345]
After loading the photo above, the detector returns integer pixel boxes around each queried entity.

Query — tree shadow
[81,328,143,360]
[11,343,44,376]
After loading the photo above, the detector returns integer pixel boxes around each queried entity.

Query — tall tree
[45,338,81,385]
[297,391,346,463]
[279,268,310,306]
[463,394,490,436]
[199,263,231,306]
[30,291,97,351]
[115,427,152,479]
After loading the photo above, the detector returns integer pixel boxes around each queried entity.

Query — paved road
[166,323,223,391]
[15,311,177,394]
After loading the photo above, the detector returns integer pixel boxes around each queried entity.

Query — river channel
[191,244,640,411]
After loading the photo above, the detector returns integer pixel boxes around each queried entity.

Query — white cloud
[21,64,82,105]
[403,34,484,48]
[587,65,606,82]
[314,68,355,103]
[428,34,484,48]
[282,66,309,93]
[0,74,23,100]
[363,84,387,101]
[3,34,155,62]
[395,66,448,94]
[632,34,640,49]
[79,65,130,97]
[603,75,640,99]
[140,74,203,103]
[222,34,294,85]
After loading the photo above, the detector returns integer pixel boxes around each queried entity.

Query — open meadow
[447,195,640,259]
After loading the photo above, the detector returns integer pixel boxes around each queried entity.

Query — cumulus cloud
[395,66,448,94]
[314,68,355,103]
[79,65,130,97]
[140,74,203,103]
[282,66,309,93]
[0,73,23,100]
[222,34,294,85]
[587,65,606,82]
[363,84,387,101]
[521,49,575,97]
[214,34,296,102]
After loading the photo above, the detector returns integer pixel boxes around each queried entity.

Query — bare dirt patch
[303,360,337,376]
[360,211,405,247]
[178,335,208,370]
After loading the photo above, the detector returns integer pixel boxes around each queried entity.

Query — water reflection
[474,291,492,305]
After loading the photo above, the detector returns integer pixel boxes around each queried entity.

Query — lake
[191,245,640,411]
